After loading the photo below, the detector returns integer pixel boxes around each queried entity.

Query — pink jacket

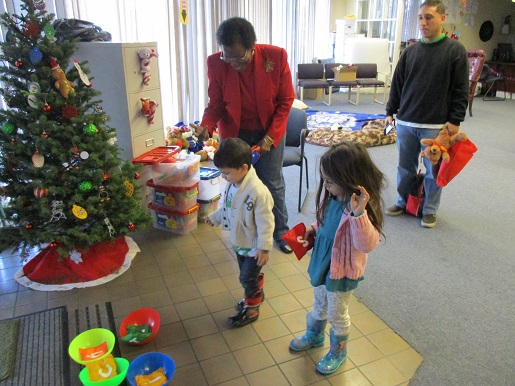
[311,209,379,280]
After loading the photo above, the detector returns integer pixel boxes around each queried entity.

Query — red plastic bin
[132,146,181,165]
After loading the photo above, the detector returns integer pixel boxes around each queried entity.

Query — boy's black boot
[228,289,263,328]
[235,273,264,311]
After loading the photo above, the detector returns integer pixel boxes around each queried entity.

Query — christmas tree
[0,0,151,258]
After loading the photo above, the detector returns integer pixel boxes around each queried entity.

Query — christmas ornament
[47,200,66,222]
[26,223,33,229]
[128,223,135,231]
[134,173,140,179]
[43,23,55,41]
[99,185,110,202]
[23,22,41,38]
[78,181,93,192]
[50,58,75,98]
[29,46,43,64]
[73,59,92,87]
[27,82,40,108]
[124,180,135,197]
[15,59,23,68]
[50,242,58,248]
[35,0,46,11]
[84,123,98,135]
[138,48,158,85]
[32,151,45,167]
[42,131,48,138]
[80,151,89,160]
[2,122,15,135]
[104,217,115,236]
[103,171,111,180]
[43,103,51,111]
[61,105,78,120]
[72,204,88,219]
[34,187,48,198]
[70,250,83,264]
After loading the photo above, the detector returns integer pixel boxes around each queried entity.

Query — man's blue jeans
[238,130,289,241]
[395,124,442,215]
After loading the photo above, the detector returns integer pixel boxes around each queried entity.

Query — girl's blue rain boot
[316,329,348,374]
[289,311,327,351]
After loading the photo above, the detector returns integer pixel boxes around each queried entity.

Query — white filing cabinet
[75,42,166,162]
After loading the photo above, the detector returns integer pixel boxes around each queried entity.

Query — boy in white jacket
[207,138,274,327]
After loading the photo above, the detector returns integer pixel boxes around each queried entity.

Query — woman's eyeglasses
[220,49,251,64]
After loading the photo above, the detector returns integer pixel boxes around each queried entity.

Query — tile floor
[0,222,422,385]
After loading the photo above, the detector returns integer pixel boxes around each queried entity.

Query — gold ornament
[124,180,134,197]
[72,204,88,219]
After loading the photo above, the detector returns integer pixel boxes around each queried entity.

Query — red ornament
[15,60,23,68]
[134,173,140,180]
[26,223,33,229]
[23,22,41,38]
[43,104,51,112]
[103,171,110,180]
[128,223,136,231]
[61,105,78,120]
[42,131,49,138]
[34,187,48,198]
[50,242,57,248]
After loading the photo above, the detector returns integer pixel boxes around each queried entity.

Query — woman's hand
[350,185,369,216]
[189,122,209,141]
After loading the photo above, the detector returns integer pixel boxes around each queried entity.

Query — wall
[329,0,515,62]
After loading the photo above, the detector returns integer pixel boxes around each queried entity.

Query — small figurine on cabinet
[138,47,158,86]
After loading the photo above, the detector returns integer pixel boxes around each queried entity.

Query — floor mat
[306,110,386,131]
[67,302,124,386]
[0,306,70,386]
[0,319,19,381]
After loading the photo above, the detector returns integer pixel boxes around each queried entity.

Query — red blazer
[200,44,295,146]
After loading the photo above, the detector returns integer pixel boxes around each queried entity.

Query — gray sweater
[386,36,469,126]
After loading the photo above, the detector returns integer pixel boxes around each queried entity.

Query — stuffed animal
[165,126,184,148]
[50,58,75,98]
[195,137,219,161]
[421,129,468,165]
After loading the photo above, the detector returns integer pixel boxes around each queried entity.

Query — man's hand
[189,122,209,141]
[443,122,460,136]
[385,115,394,126]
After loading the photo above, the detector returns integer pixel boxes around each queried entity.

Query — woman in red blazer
[192,17,295,254]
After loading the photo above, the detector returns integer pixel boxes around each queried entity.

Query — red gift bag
[282,223,315,260]
[436,139,478,187]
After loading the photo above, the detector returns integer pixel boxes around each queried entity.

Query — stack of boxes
[197,167,222,222]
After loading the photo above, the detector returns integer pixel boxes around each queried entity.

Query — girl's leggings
[311,285,352,336]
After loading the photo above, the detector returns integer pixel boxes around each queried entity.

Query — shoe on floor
[385,205,405,216]
[276,239,293,254]
[228,307,259,328]
[421,214,436,228]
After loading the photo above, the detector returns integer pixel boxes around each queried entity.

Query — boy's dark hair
[213,137,253,169]
[420,0,446,14]
[216,17,257,50]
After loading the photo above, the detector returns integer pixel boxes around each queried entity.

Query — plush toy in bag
[420,128,477,187]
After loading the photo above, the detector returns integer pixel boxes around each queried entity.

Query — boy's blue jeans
[236,253,262,297]
[395,124,442,216]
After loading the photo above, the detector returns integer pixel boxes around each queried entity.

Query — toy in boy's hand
[251,145,261,164]
[421,128,468,165]
[281,223,315,260]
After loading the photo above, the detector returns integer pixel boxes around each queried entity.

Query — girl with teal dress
[290,141,385,374]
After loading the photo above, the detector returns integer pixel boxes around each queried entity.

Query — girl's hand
[351,185,369,215]
[304,226,316,241]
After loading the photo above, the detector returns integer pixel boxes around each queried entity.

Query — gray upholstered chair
[283,107,309,212]
[296,63,329,102]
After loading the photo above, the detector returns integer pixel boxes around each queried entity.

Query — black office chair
[283,107,309,212]
[480,64,506,101]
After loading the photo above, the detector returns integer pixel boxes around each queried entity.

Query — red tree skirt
[14,236,140,291]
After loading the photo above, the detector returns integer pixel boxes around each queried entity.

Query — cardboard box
[303,88,324,100]
[333,65,357,82]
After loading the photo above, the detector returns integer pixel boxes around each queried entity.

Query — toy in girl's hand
[51,58,75,98]
[421,129,468,165]
[281,223,315,260]
[251,145,261,164]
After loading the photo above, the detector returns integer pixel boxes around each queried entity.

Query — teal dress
[308,198,362,292]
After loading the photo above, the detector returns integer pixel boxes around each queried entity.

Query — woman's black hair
[216,17,257,50]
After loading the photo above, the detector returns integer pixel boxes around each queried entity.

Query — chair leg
[323,86,333,106]
[349,87,358,105]
[483,81,506,101]
[468,97,473,117]
[300,87,304,102]
[297,157,309,212]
